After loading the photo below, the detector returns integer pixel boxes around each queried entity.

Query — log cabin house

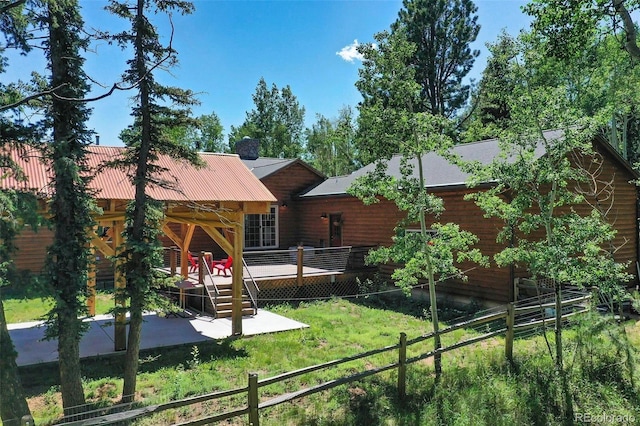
[6,130,639,312]
[296,130,639,303]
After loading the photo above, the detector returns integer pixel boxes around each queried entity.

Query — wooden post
[232,218,244,335]
[170,245,177,275]
[296,246,304,287]
[198,251,205,285]
[87,246,97,316]
[398,332,407,400]
[248,372,259,426]
[505,302,515,362]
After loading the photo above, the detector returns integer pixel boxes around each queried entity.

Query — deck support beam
[232,219,244,335]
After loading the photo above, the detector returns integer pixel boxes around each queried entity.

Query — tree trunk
[122,303,142,403]
[555,284,574,423]
[121,0,152,401]
[47,0,91,411]
[554,283,563,371]
[58,315,85,415]
[0,299,32,426]
[417,151,442,379]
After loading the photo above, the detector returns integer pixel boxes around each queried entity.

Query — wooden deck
[160,263,345,287]
[159,263,351,316]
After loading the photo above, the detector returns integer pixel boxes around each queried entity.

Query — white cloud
[336,39,364,63]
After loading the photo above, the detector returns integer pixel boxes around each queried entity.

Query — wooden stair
[207,281,255,318]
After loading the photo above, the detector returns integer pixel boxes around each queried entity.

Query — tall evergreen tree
[0,3,37,423]
[107,0,200,403]
[462,32,518,142]
[42,0,96,411]
[393,0,480,118]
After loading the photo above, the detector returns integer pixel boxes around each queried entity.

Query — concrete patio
[8,309,309,367]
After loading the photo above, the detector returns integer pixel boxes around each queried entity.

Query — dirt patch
[28,391,62,415]
[348,386,367,401]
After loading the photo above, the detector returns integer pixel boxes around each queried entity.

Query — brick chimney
[235,137,259,160]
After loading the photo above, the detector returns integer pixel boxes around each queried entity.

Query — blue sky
[8,0,532,147]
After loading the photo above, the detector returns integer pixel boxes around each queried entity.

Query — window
[244,204,278,249]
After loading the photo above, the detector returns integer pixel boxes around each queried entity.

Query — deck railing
[200,256,219,317]
[162,245,370,282]
[242,258,259,315]
[242,246,354,279]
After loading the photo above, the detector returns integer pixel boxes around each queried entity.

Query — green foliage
[462,32,519,142]
[0,190,39,285]
[228,77,306,158]
[193,111,225,152]
[305,106,360,176]
[514,7,640,164]
[367,223,487,295]
[355,29,421,163]
[524,0,640,62]
[161,111,225,153]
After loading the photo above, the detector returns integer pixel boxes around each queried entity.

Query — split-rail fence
[41,291,591,426]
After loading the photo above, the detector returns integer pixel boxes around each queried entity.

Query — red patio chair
[187,252,198,273]
[213,256,233,277]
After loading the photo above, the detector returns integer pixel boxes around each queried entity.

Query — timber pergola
[5,145,276,351]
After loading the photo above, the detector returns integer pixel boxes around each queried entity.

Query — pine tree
[42,0,96,411]
[107,0,200,403]
[393,0,480,118]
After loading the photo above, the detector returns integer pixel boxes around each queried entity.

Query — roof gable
[242,157,325,180]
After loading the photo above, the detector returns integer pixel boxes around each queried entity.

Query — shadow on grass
[349,291,484,323]
[19,337,248,396]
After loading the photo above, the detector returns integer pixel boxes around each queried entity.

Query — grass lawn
[4,291,113,323]
[12,295,640,425]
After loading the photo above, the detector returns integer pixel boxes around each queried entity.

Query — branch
[1,11,177,112]
[0,83,68,112]
[612,0,640,61]
[0,0,26,14]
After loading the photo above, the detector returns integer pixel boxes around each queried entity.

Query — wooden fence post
[505,302,515,362]
[296,246,304,287]
[248,372,259,426]
[398,332,407,400]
